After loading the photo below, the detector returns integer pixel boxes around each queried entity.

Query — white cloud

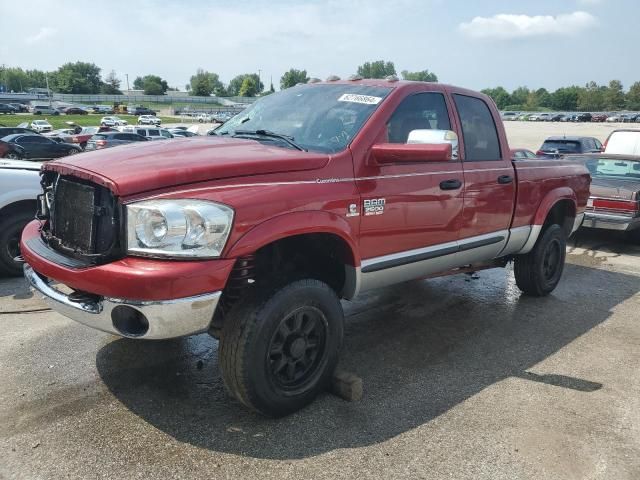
[26,26,57,45]
[459,11,597,39]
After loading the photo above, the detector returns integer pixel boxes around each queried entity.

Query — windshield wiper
[233,129,307,151]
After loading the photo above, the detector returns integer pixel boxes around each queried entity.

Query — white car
[196,113,213,123]
[606,114,622,122]
[0,159,41,275]
[29,120,53,133]
[604,130,640,155]
[118,126,174,140]
[138,115,161,126]
[100,116,128,127]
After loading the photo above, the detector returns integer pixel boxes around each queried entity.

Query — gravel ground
[1,228,639,479]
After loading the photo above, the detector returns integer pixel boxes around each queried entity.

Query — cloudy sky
[1,0,636,91]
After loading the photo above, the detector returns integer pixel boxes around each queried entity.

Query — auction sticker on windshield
[338,93,383,105]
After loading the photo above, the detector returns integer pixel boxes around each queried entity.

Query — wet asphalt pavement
[1,229,639,479]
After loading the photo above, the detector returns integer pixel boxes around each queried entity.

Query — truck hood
[591,176,640,201]
[45,137,330,196]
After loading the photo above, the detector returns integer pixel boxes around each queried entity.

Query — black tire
[514,224,566,296]
[219,279,344,417]
[0,211,34,276]
[4,151,22,160]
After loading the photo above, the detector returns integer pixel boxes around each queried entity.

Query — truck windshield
[215,84,392,153]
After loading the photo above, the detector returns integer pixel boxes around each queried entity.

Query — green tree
[189,69,223,96]
[534,88,552,108]
[238,77,258,97]
[228,74,263,96]
[133,76,145,90]
[101,70,122,94]
[550,86,581,111]
[143,76,167,95]
[54,62,102,93]
[481,87,511,110]
[401,69,438,82]
[578,81,605,111]
[357,60,396,79]
[626,81,640,111]
[510,86,530,107]
[604,80,625,110]
[280,69,309,89]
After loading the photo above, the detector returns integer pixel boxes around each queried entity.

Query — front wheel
[219,279,344,417]
[4,151,22,160]
[514,224,566,296]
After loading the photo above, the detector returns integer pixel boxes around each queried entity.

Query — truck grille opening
[42,173,122,264]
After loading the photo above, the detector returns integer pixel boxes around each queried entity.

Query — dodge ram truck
[21,79,590,416]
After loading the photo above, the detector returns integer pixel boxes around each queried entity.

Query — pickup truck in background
[21,79,590,416]
[0,160,41,275]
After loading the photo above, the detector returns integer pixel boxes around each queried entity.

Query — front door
[355,91,465,289]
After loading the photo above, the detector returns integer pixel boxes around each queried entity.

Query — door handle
[439,179,462,190]
[497,175,513,184]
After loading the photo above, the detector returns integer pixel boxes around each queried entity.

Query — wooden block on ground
[330,370,363,402]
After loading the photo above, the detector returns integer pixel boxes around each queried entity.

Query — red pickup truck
[21,79,590,416]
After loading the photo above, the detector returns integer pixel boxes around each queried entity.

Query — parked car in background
[137,115,161,125]
[510,148,539,160]
[576,113,592,122]
[85,131,149,150]
[591,113,608,122]
[29,120,53,133]
[537,136,603,158]
[169,129,198,137]
[8,103,29,113]
[30,104,60,115]
[622,113,640,123]
[603,129,640,155]
[196,113,213,123]
[0,125,37,138]
[501,112,518,121]
[119,126,174,140]
[63,107,89,115]
[580,154,640,241]
[129,106,156,116]
[93,105,114,114]
[0,159,42,275]
[550,113,565,122]
[0,104,17,114]
[100,116,128,127]
[606,114,623,122]
[0,134,82,160]
[538,113,552,122]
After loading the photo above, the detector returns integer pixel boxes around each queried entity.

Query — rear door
[452,93,515,258]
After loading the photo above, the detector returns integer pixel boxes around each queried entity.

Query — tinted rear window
[541,140,580,152]
[92,134,108,140]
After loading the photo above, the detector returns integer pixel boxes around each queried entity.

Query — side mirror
[407,129,459,159]
[371,142,452,165]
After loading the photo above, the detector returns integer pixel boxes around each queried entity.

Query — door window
[453,94,501,161]
[387,93,451,144]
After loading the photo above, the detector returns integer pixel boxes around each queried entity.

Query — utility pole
[257,69,262,93]
[45,72,51,106]
[126,73,130,94]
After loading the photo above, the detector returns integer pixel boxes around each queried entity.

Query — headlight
[127,199,234,258]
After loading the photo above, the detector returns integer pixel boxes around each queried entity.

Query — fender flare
[532,187,577,226]
[225,210,360,267]
[520,187,577,254]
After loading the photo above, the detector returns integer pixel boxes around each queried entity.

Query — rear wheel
[514,224,566,296]
[219,279,344,417]
[0,211,34,276]
[4,152,22,160]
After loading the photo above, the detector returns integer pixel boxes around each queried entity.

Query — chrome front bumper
[24,265,221,340]
[582,212,640,232]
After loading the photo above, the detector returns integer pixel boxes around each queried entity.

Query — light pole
[257,69,262,93]
[126,73,130,94]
